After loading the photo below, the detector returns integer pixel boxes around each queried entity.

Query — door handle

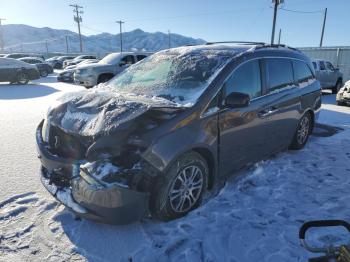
[258,107,279,118]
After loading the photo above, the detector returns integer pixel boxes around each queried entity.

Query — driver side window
[225,59,262,99]
[121,55,135,65]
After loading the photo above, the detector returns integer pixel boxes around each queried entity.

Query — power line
[70,4,84,52]
[279,7,324,14]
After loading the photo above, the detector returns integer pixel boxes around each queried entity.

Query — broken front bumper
[36,120,150,225]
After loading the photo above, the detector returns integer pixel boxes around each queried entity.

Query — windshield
[99,53,121,65]
[107,51,231,106]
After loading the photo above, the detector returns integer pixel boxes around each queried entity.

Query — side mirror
[224,92,250,108]
[119,61,126,67]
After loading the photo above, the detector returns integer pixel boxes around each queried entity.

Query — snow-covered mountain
[2,24,205,54]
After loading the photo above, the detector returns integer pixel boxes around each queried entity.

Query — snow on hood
[47,89,176,137]
[76,63,108,70]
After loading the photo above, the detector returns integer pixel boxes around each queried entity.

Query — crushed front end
[36,119,154,224]
[337,83,350,105]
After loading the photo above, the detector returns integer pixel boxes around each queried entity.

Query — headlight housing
[42,117,50,143]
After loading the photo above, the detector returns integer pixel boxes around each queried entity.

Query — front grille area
[48,125,87,159]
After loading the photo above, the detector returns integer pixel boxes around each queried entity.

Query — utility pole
[319,8,327,47]
[168,30,171,49]
[70,4,83,52]
[45,40,49,55]
[0,18,6,52]
[65,35,69,53]
[116,20,124,52]
[278,28,282,44]
[271,0,283,44]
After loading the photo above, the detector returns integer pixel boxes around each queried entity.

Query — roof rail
[256,44,300,52]
[205,41,265,46]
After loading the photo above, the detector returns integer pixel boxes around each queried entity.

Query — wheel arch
[97,73,114,83]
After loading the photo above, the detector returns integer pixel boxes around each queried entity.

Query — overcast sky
[0,0,349,47]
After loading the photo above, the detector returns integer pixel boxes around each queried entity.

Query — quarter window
[266,58,294,93]
[225,59,262,99]
[293,60,314,84]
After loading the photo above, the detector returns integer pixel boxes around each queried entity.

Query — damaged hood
[47,89,179,137]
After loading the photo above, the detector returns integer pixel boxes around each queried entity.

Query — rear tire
[289,112,312,150]
[337,101,345,106]
[151,151,208,221]
[16,71,29,84]
[332,80,342,94]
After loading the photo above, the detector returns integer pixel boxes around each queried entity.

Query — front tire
[289,112,312,150]
[17,71,29,84]
[40,69,48,77]
[151,151,208,221]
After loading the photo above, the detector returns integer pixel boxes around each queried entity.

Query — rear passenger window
[137,55,147,61]
[121,55,135,65]
[225,59,262,99]
[266,58,294,93]
[293,61,314,84]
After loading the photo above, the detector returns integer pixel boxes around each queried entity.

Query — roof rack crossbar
[205,41,266,45]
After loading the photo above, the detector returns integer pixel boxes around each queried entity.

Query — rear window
[266,58,294,93]
[293,60,314,85]
[312,62,317,70]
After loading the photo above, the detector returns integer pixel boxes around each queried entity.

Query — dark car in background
[4,53,45,61]
[36,43,321,225]
[57,59,99,83]
[46,56,76,69]
[19,57,54,77]
[312,59,343,93]
[0,57,40,84]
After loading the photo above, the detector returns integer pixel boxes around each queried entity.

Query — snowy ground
[0,76,350,262]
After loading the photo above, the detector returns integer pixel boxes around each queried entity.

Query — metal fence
[299,46,350,81]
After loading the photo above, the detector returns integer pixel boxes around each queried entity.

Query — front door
[219,59,271,176]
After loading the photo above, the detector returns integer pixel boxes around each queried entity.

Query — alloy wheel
[297,116,310,145]
[169,165,204,213]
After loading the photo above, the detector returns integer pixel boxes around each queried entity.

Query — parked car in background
[0,58,40,84]
[37,43,321,224]
[4,53,45,61]
[19,57,54,77]
[74,52,151,88]
[312,59,343,93]
[336,80,350,106]
[57,59,99,83]
[46,56,76,69]
[63,55,97,68]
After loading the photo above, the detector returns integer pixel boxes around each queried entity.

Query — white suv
[74,52,152,88]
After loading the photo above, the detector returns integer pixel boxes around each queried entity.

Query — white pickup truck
[312,59,343,94]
